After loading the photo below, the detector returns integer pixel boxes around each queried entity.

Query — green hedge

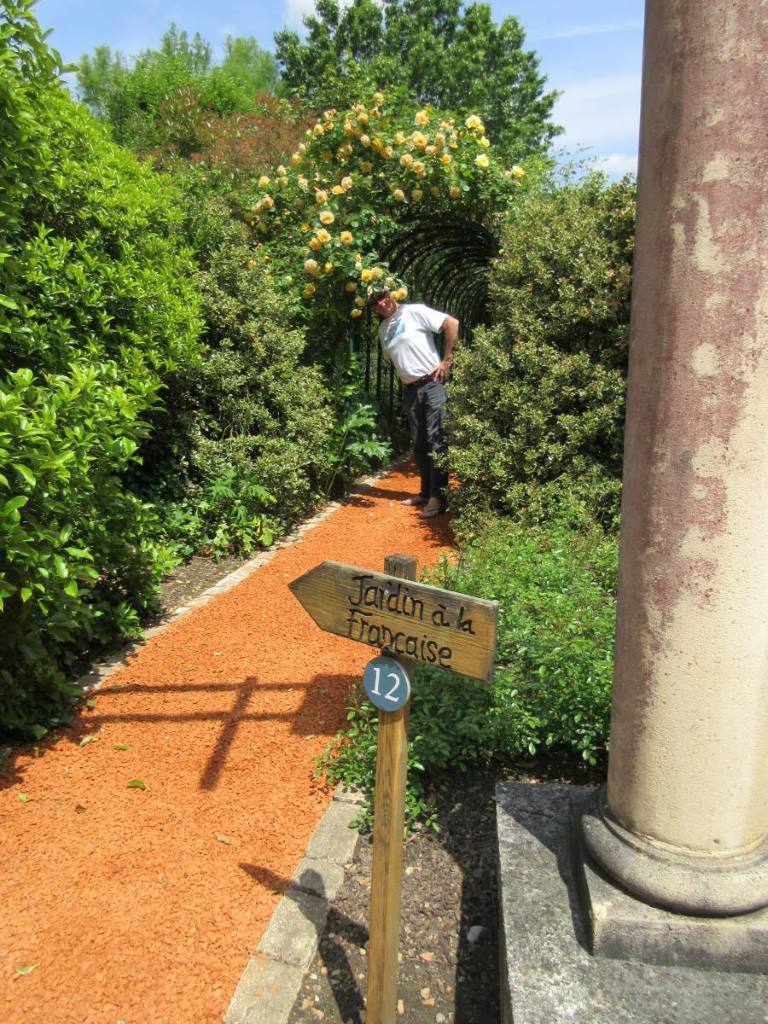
[132,194,338,556]
[0,3,202,737]
[447,171,635,533]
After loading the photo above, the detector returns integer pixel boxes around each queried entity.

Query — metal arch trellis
[349,214,500,436]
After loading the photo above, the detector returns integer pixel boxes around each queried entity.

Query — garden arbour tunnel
[354,214,501,431]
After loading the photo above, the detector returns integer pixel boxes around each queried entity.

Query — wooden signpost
[290,555,498,1024]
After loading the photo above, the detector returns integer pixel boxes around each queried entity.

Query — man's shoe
[402,496,428,507]
[420,503,446,520]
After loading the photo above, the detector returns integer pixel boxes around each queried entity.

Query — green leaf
[79,734,98,747]
[126,779,147,790]
[20,586,32,603]
[3,495,28,515]
[112,743,131,751]
[15,965,38,976]
[52,555,69,578]
[18,793,32,803]
[12,463,36,487]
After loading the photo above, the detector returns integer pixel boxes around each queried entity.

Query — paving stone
[292,857,346,901]
[306,800,360,863]
[496,781,768,1024]
[224,953,304,1024]
[258,888,330,968]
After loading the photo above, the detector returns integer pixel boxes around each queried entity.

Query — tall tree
[77,24,278,148]
[274,0,560,160]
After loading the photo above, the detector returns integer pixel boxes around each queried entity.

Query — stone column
[581,0,768,918]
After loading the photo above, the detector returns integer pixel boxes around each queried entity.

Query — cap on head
[367,287,391,306]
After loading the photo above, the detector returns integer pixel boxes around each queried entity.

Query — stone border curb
[224,784,364,1024]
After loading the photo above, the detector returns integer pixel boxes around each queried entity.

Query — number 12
[370,666,401,702]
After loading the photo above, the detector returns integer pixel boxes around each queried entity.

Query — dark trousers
[403,379,448,502]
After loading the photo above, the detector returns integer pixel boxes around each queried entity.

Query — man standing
[369,289,459,519]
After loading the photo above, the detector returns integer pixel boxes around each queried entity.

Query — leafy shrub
[0,3,202,737]
[440,517,617,766]
[317,515,617,827]
[447,171,635,533]
[132,195,338,550]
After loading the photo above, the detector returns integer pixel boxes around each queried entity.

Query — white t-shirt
[378,303,447,384]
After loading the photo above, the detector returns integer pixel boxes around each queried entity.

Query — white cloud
[281,0,359,31]
[593,152,638,177]
[534,20,643,41]
[554,74,641,151]
[282,0,316,29]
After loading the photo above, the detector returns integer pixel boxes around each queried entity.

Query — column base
[580,789,768,918]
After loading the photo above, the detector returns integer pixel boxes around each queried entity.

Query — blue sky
[34,0,644,177]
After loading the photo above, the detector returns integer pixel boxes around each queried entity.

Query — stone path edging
[224,784,363,1024]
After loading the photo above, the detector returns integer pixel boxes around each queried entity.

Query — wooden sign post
[290,555,498,1024]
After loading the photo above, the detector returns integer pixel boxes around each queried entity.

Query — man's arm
[431,315,459,383]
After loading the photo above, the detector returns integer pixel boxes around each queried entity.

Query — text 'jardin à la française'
[346,572,477,668]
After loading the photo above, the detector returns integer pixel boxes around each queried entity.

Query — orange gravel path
[0,465,454,1024]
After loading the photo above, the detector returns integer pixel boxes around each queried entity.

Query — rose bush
[239,90,527,328]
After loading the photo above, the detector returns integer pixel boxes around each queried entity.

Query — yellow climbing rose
[411,188,423,201]
[345,281,358,292]
[373,91,385,105]
[303,283,316,298]
[258,175,271,187]
[393,188,406,202]
[361,268,374,282]
[441,153,452,166]
[340,231,354,244]
[319,210,335,224]
[304,258,320,275]
[415,109,430,126]
[315,190,328,204]
[400,153,414,168]
[465,114,484,131]
[350,308,363,318]
[475,153,490,168]
[316,228,332,244]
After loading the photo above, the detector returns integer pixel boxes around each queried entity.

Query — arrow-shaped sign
[289,561,498,682]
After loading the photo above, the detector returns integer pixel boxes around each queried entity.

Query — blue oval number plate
[362,656,411,712]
